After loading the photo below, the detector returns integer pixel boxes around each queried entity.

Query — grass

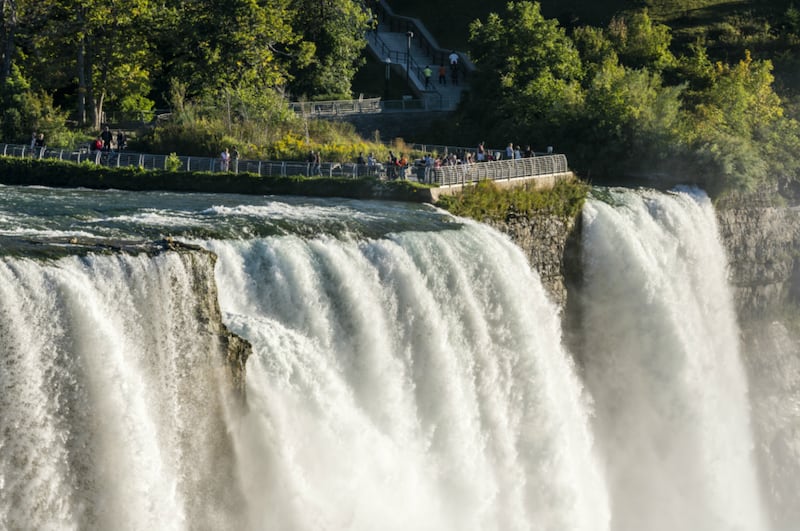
[435,178,590,223]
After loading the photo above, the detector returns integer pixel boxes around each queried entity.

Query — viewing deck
[0,143,572,198]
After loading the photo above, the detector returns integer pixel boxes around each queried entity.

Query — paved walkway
[366,13,468,110]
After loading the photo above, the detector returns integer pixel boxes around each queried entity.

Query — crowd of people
[204,141,551,179]
[90,126,127,152]
[358,141,549,183]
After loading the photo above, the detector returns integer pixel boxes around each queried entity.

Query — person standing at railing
[220,147,230,171]
[34,133,45,149]
[232,146,240,173]
[449,50,459,68]
[423,65,432,89]
[356,152,366,177]
[438,64,447,85]
[424,153,434,184]
[398,153,408,180]
[116,131,127,151]
[386,151,397,179]
[101,126,113,152]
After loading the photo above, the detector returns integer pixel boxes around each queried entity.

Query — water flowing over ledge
[1,185,796,530]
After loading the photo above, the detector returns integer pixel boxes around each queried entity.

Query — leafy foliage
[0,64,69,143]
[435,178,589,222]
[460,1,800,196]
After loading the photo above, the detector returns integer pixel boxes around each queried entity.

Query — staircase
[366,0,473,111]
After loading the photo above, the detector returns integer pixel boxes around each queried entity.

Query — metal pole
[385,57,391,100]
[406,31,414,85]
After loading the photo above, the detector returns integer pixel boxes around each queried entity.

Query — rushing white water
[0,252,242,530]
[204,221,609,531]
[580,187,768,531]
[0,185,786,530]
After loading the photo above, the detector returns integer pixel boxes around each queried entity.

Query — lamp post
[406,31,414,85]
[384,57,391,100]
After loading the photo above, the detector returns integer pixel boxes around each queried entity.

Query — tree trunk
[0,0,17,85]
[77,38,87,125]
[86,35,98,129]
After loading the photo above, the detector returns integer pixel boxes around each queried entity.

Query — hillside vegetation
[400,0,800,197]
[3,0,800,197]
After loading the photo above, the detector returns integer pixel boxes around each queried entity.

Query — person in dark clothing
[116,131,127,151]
[100,126,113,151]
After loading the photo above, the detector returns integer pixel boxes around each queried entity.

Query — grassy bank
[435,179,590,223]
[0,157,434,202]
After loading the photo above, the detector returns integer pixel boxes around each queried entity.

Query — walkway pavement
[366,22,468,110]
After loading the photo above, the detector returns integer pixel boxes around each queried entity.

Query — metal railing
[0,143,382,179]
[289,97,383,116]
[430,155,569,186]
[1,143,569,186]
[373,0,476,76]
[368,31,427,92]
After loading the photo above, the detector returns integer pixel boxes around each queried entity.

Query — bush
[435,178,589,222]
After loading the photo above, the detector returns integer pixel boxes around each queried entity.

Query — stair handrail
[373,0,476,75]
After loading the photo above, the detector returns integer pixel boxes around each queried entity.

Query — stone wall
[716,193,800,321]
[485,212,580,309]
[487,187,800,321]
[332,110,453,141]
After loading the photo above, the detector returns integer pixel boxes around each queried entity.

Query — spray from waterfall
[580,187,768,531]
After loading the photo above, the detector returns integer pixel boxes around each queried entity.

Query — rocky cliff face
[173,244,252,396]
[716,199,800,321]
[488,187,800,322]
[715,185,800,531]
[485,212,580,309]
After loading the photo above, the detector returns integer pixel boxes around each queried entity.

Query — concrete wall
[332,111,453,142]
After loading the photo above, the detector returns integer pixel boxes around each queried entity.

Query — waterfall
[203,221,609,531]
[580,187,768,531]
[1,185,782,530]
[0,252,244,531]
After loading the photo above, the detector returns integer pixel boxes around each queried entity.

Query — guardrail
[289,97,383,116]
[0,143,380,179]
[1,143,569,187]
[430,155,569,186]
[374,0,476,76]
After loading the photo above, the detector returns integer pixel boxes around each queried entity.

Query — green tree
[467,1,584,143]
[156,0,311,98]
[0,64,68,143]
[0,0,17,85]
[289,0,372,99]
[606,9,675,71]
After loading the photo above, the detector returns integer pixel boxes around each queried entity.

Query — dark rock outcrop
[485,212,580,308]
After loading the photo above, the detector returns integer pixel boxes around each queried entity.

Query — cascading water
[0,251,243,530]
[0,184,788,530]
[203,222,608,531]
[580,187,769,531]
